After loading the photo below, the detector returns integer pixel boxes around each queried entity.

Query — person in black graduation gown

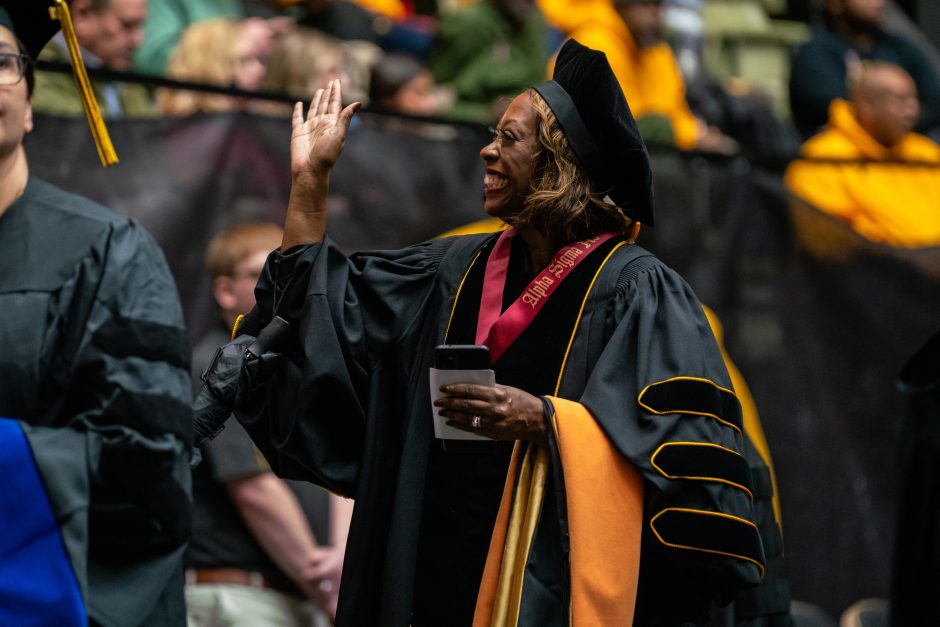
[207,40,787,626]
[0,4,191,625]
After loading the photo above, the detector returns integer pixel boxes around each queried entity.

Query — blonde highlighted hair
[261,27,345,99]
[503,90,632,244]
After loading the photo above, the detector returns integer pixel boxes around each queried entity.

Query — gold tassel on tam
[48,0,118,167]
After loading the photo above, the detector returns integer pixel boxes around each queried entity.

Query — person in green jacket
[132,0,294,78]
[133,0,241,77]
[430,0,549,123]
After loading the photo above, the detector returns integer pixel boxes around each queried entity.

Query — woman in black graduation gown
[221,40,787,626]
[0,4,191,625]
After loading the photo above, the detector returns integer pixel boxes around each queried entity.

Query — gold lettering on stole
[580,236,601,250]
[548,247,584,278]
[522,276,555,308]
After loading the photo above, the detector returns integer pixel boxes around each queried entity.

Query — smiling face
[0,25,32,162]
[479,91,538,219]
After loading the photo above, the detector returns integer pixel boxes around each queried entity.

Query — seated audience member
[430,0,548,123]
[368,53,448,116]
[536,0,609,34]
[187,222,347,626]
[134,1,292,77]
[785,63,940,248]
[33,0,151,118]
[567,0,736,153]
[133,0,241,76]
[260,27,376,114]
[789,0,940,138]
[155,18,270,116]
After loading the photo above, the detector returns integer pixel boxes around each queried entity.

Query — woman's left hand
[435,384,548,446]
[291,79,360,184]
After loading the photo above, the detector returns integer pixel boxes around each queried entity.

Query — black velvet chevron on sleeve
[650,508,767,576]
[651,442,753,498]
[638,377,743,433]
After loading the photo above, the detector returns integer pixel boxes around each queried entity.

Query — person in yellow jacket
[536,0,609,35]
[785,62,940,248]
[542,0,735,153]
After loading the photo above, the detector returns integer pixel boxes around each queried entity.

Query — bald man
[785,62,940,247]
[789,0,940,138]
[851,62,921,148]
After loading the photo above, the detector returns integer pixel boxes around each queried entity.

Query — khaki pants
[186,583,331,627]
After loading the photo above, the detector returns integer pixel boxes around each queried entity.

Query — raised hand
[290,79,361,185]
[282,80,360,249]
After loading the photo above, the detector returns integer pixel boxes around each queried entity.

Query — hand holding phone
[429,344,494,440]
[434,344,491,370]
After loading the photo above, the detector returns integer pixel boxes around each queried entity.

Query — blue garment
[0,418,85,627]
[0,177,192,626]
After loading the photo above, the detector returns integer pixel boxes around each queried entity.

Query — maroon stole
[475,228,616,362]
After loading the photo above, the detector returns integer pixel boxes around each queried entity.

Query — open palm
[290,80,360,182]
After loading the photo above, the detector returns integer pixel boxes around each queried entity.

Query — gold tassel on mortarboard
[48,0,118,167]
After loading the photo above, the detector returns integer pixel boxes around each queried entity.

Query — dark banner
[26,112,490,342]
[25,112,940,615]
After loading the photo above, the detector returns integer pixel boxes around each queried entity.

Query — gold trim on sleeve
[637,376,743,435]
[650,507,766,577]
[650,442,753,500]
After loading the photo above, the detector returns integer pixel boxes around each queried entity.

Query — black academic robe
[235,232,766,626]
[891,327,940,627]
[0,177,192,626]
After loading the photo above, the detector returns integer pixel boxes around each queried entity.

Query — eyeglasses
[0,53,27,87]
[487,126,523,147]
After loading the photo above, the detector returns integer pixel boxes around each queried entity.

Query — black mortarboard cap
[0,0,118,166]
[533,39,654,225]
[0,3,61,58]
